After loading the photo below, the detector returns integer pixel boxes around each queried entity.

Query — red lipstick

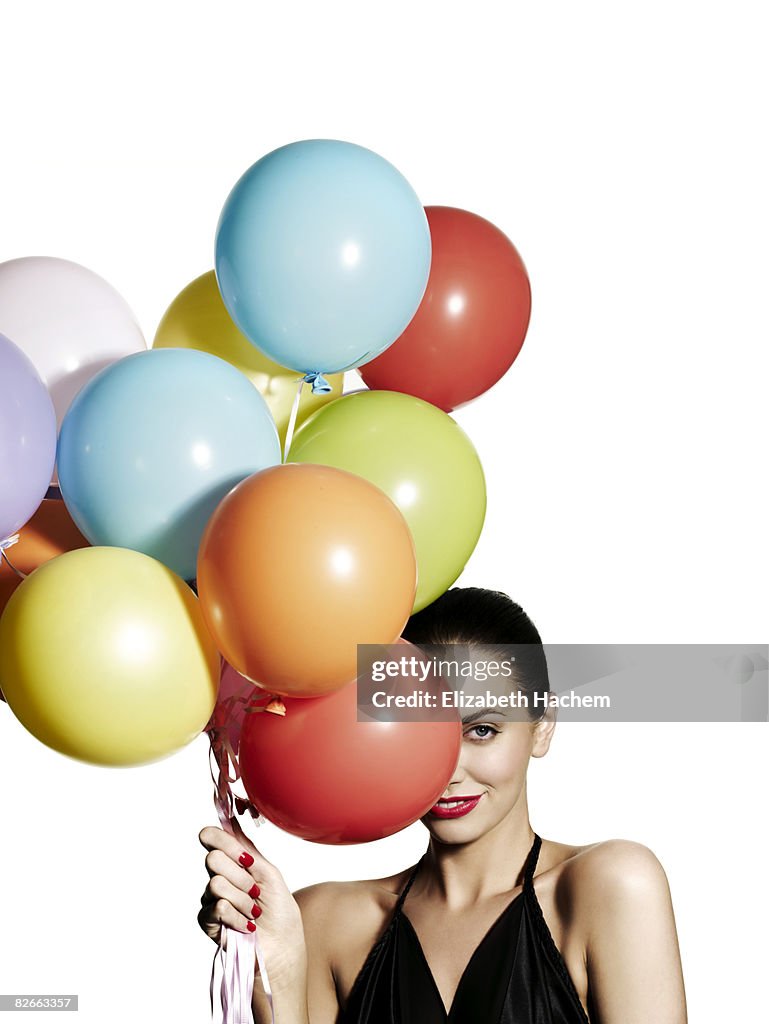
[428,794,483,818]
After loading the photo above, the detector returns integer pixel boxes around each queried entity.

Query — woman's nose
[449,757,470,786]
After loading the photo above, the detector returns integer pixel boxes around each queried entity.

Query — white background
[1,2,767,1021]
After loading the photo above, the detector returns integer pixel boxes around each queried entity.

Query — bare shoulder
[544,839,687,1020]
[293,864,413,915]
[293,864,415,951]
[544,835,671,901]
[565,838,670,894]
[529,834,676,989]
[541,837,673,943]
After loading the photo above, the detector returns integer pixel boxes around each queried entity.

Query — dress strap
[522,832,543,891]
[393,853,425,915]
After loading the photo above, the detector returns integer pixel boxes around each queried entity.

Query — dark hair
[402,587,550,719]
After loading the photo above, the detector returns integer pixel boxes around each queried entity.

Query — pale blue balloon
[215,139,432,375]
[57,349,281,579]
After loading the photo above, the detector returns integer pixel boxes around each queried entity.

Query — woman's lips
[428,794,483,818]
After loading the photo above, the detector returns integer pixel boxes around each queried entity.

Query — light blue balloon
[57,349,281,579]
[215,139,432,375]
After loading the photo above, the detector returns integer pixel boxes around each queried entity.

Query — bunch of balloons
[0,139,531,844]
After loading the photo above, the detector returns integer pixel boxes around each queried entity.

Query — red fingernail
[248,883,260,899]
[247,921,256,932]
[239,851,254,867]
[251,904,261,917]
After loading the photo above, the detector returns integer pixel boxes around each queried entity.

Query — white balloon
[0,257,147,429]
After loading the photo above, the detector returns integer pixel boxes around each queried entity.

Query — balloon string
[282,371,334,461]
[282,380,305,463]
[0,535,26,580]
[207,689,282,1024]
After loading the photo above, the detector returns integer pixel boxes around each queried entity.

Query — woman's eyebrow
[461,707,510,725]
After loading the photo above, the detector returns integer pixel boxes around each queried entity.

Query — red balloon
[358,206,531,412]
[238,659,461,844]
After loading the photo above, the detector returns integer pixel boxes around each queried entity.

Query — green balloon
[287,390,486,612]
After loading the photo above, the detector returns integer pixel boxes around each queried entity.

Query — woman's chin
[421,810,491,842]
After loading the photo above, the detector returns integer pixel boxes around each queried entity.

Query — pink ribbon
[207,687,285,1024]
[210,921,258,1024]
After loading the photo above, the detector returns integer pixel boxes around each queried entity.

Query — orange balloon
[0,499,89,704]
[196,463,417,697]
[0,499,89,617]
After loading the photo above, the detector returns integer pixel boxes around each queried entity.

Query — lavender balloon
[0,333,57,542]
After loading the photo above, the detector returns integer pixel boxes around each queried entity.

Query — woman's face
[420,711,554,843]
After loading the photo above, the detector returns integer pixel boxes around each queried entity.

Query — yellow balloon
[0,547,220,766]
[153,271,344,446]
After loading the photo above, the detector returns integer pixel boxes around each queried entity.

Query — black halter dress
[340,833,590,1023]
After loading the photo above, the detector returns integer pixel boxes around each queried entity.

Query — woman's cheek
[481,733,532,790]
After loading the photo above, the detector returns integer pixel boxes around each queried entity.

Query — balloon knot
[302,371,333,394]
[264,697,287,716]
[243,695,287,717]
[234,795,263,822]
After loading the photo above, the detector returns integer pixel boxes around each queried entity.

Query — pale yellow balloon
[0,547,220,766]
[153,271,343,446]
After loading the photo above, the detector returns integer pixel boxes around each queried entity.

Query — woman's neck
[420,805,536,909]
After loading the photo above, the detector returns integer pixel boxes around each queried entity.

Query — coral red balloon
[358,206,531,412]
[238,670,461,844]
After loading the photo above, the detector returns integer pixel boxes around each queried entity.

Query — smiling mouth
[428,794,484,818]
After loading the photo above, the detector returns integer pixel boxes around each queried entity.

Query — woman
[198,588,687,1023]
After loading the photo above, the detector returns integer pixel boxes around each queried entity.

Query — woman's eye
[464,724,500,742]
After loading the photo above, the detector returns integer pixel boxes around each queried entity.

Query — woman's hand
[197,821,308,993]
